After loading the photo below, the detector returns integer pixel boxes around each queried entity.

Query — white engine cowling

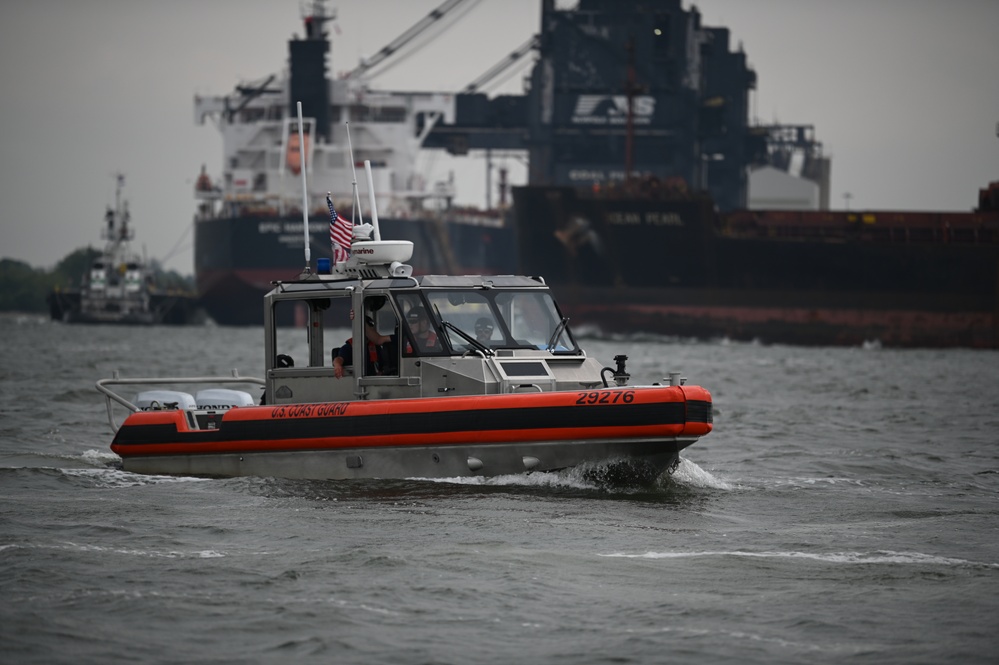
[134,391,196,411]
[195,388,255,410]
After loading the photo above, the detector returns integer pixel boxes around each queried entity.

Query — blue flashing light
[317,257,331,274]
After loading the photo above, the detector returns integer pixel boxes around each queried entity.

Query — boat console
[263,265,610,405]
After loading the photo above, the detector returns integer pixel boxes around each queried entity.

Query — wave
[599,549,999,568]
[0,541,226,559]
[80,448,121,466]
[765,476,869,489]
[59,467,210,489]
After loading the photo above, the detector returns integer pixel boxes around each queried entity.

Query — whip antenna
[296,101,311,271]
[364,160,382,241]
[345,122,364,227]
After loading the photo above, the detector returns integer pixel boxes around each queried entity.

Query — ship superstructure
[191,0,517,325]
[193,1,458,224]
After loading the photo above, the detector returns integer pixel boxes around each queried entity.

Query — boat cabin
[263,269,609,405]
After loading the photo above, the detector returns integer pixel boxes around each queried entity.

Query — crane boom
[347,0,477,80]
[462,35,539,93]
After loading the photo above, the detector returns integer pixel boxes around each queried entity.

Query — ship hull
[47,288,201,325]
[514,186,999,349]
[551,285,996,348]
[195,213,517,326]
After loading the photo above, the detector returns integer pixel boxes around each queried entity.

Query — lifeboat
[285,130,310,175]
[96,148,713,482]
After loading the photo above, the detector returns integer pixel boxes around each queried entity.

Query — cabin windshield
[421,289,578,354]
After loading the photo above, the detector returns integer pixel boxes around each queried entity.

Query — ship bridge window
[348,105,407,123]
[239,108,266,123]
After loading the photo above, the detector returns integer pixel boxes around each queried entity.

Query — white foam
[60,467,208,488]
[414,471,598,490]
[671,458,734,490]
[414,458,732,491]
[6,541,226,559]
[769,476,867,488]
[599,549,999,568]
[80,449,120,465]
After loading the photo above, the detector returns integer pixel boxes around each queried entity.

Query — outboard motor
[134,390,196,411]
[195,389,255,411]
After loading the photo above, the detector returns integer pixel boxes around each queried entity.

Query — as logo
[571,95,655,125]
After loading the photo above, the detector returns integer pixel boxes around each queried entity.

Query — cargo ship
[193,0,999,347]
[497,0,998,348]
[514,181,999,348]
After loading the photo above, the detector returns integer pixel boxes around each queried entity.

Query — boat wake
[415,457,733,493]
[59,467,210,489]
[81,448,121,467]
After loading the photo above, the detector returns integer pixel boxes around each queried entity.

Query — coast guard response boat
[97,117,712,482]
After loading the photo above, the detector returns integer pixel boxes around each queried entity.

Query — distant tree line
[0,248,194,313]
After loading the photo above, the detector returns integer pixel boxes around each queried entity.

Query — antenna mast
[297,101,311,272]
[345,122,365,227]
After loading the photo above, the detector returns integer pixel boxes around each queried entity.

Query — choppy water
[2,312,998,664]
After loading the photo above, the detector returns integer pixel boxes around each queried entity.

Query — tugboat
[48,174,200,325]
[96,123,712,482]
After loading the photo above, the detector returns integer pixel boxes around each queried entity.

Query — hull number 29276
[575,390,635,405]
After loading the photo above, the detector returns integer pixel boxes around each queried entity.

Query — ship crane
[462,35,539,93]
[344,0,482,80]
[224,74,279,123]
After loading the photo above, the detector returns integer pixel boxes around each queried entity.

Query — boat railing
[95,370,265,432]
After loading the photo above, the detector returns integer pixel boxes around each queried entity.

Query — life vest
[405,331,438,354]
[347,338,388,374]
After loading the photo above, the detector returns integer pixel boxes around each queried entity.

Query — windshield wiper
[432,305,494,356]
[546,316,570,352]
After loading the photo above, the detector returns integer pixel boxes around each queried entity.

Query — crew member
[333,316,395,378]
[404,306,440,354]
[474,317,495,344]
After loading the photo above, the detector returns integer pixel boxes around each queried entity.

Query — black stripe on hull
[113,401,706,448]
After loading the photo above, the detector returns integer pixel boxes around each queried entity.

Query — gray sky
[1,0,996,274]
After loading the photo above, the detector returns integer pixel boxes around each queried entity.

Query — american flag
[327,193,352,263]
